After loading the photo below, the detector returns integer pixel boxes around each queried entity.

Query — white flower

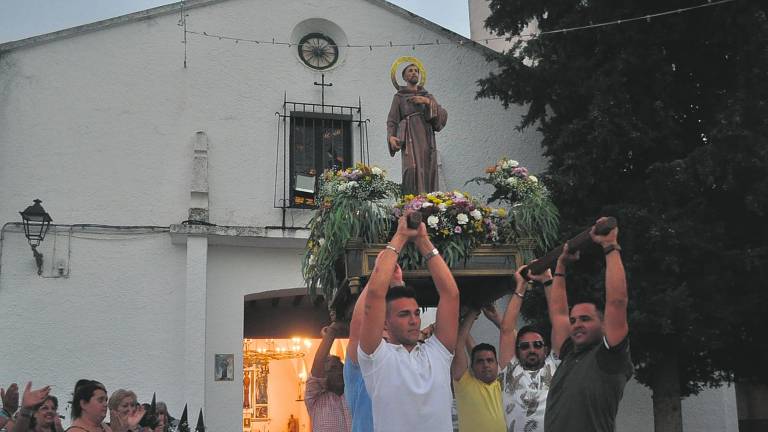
[347,181,358,188]
[453,191,464,199]
[422,202,433,208]
[438,203,447,212]
[427,215,439,228]
[506,177,517,186]
[457,213,469,225]
[470,209,482,220]
[509,160,519,168]
[371,166,383,176]
[528,175,538,183]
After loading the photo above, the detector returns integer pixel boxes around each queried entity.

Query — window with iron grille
[289,112,352,207]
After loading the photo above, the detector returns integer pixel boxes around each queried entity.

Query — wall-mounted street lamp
[19,199,52,275]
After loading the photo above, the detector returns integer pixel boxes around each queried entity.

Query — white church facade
[0,0,737,431]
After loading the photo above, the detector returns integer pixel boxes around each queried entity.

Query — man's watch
[603,244,621,255]
[423,248,440,261]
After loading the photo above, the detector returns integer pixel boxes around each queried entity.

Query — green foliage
[480,0,768,398]
[302,165,400,300]
[302,197,394,299]
[467,157,560,255]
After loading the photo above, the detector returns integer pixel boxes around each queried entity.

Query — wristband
[18,407,34,418]
[603,244,621,255]
[554,272,566,278]
[385,244,400,255]
[514,291,525,299]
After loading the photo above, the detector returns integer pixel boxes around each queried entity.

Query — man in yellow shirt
[451,309,506,432]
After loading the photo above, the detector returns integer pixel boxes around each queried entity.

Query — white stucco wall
[468,0,511,53]
[0,227,188,416]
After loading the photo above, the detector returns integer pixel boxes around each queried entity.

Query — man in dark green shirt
[543,217,633,432]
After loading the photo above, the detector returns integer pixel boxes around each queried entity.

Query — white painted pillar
[184,131,210,414]
[185,235,208,413]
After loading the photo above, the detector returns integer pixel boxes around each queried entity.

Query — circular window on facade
[297,33,339,70]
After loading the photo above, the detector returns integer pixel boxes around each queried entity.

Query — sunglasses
[517,340,545,350]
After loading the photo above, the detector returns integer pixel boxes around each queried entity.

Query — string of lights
[180,0,736,49]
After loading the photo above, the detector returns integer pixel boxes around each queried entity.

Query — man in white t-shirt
[357,214,459,432]
[498,266,565,432]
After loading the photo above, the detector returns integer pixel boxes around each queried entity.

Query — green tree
[478,0,768,430]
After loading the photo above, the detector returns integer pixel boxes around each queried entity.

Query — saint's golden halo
[390,56,427,90]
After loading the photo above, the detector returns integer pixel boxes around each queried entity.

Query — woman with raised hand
[8,382,63,432]
[106,390,140,432]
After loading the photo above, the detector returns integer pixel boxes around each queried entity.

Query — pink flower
[454,226,462,234]
[512,167,529,177]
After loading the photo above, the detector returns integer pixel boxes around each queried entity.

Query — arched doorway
[242,289,347,432]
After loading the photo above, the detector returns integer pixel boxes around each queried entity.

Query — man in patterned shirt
[305,321,352,432]
[498,266,566,432]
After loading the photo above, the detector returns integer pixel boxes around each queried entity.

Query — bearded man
[387,62,447,194]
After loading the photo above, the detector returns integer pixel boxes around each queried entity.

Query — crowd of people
[1,380,175,432]
[306,214,632,432]
[2,213,629,432]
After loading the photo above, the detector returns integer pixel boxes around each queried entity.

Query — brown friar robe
[386,86,448,195]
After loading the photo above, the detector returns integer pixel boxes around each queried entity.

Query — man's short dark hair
[516,325,548,348]
[570,297,605,320]
[471,343,497,363]
[386,285,417,303]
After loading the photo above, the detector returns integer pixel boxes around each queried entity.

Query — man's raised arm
[311,322,345,379]
[348,263,403,364]
[547,245,578,356]
[415,225,459,352]
[359,216,416,355]
[591,218,628,347]
[498,266,529,367]
[451,309,479,381]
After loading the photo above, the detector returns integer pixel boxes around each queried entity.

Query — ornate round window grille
[298,33,339,70]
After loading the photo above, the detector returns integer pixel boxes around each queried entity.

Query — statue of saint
[243,372,250,409]
[387,60,447,195]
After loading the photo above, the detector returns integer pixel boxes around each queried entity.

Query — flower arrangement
[318,164,401,204]
[394,191,509,267]
[469,158,560,254]
[480,158,544,203]
[303,164,400,299]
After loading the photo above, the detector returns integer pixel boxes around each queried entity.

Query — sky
[0,0,471,44]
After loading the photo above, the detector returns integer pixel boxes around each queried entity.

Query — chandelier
[243,338,312,366]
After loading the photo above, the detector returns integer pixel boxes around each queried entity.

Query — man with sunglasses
[498,266,564,432]
[544,218,633,432]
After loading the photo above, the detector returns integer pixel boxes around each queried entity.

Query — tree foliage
[479,0,768,396]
